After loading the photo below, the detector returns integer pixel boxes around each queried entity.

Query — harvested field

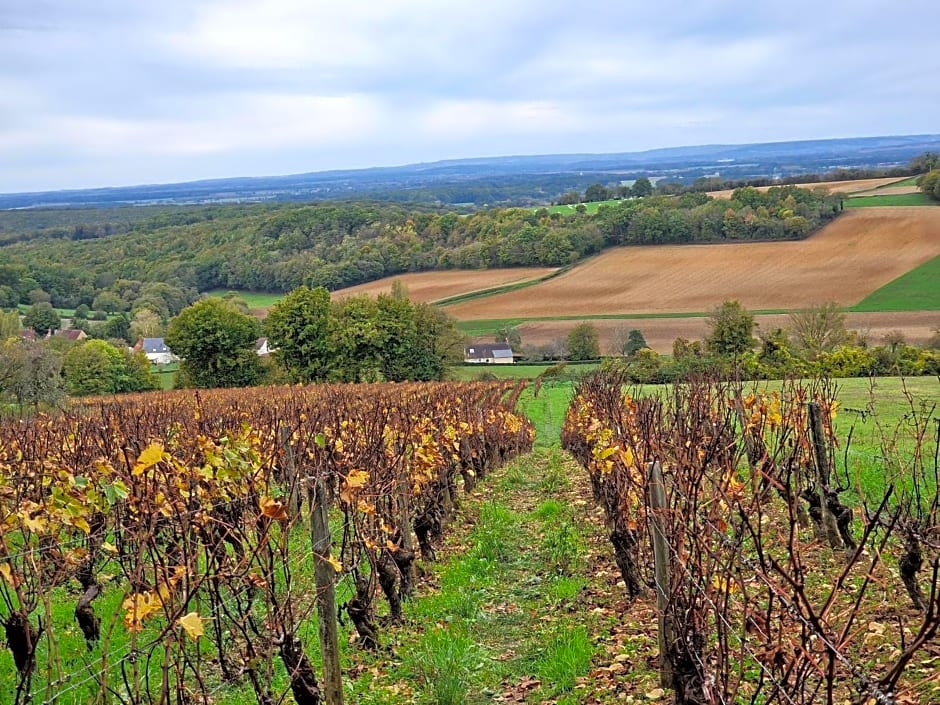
[851,185,921,197]
[444,208,940,320]
[512,311,940,355]
[331,267,556,303]
[708,177,905,199]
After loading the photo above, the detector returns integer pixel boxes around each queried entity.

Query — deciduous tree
[264,286,333,383]
[705,300,755,357]
[23,302,60,337]
[567,322,600,361]
[166,298,262,388]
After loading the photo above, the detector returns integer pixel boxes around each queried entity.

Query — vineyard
[563,372,940,704]
[0,382,534,704]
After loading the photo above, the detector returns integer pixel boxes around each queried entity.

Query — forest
[0,186,841,310]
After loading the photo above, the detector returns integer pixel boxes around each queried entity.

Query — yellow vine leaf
[325,554,342,573]
[340,470,370,504]
[259,496,289,521]
[0,563,18,587]
[122,591,162,631]
[133,443,164,475]
[177,612,205,641]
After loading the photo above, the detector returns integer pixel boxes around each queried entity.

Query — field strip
[444,207,940,320]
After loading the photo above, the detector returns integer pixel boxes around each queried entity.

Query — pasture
[706,176,906,199]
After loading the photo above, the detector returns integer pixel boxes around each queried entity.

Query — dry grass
[707,176,905,199]
[850,184,921,197]
[514,311,940,355]
[444,208,940,320]
[330,267,557,303]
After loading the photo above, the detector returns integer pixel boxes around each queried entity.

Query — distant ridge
[2,133,938,210]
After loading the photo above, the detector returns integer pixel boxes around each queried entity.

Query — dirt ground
[512,311,940,355]
[707,176,905,199]
[331,267,557,303]
[444,208,940,320]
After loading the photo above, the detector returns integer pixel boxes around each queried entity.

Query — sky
[1,0,938,193]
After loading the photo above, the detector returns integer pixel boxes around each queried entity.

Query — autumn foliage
[0,381,532,704]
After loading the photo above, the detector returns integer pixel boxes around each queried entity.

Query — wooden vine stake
[648,460,674,688]
[310,477,344,705]
[808,402,843,550]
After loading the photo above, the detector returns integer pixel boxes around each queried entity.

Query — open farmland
[330,267,557,304]
[444,207,940,323]
[707,176,905,199]
[513,310,940,355]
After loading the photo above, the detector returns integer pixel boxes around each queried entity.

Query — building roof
[141,337,172,354]
[464,344,514,360]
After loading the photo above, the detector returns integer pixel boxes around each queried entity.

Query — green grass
[431,269,568,307]
[844,193,934,207]
[450,363,599,381]
[204,289,284,309]
[851,254,940,311]
[541,199,623,216]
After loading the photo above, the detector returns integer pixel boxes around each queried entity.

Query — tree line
[0,185,841,314]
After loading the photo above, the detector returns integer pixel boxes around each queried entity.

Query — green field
[542,198,623,215]
[451,363,599,381]
[205,289,284,309]
[852,254,940,311]
[845,192,934,207]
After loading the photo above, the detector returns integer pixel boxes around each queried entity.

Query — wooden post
[310,478,344,705]
[808,402,843,549]
[649,461,674,689]
[279,426,302,521]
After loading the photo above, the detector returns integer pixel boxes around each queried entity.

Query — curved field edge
[444,208,940,321]
[851,254,940,312]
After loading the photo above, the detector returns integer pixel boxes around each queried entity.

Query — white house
[135,337,179,365]
[464,344,514,365]
[255,337,276,356]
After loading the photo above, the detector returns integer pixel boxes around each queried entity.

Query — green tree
[632,177,653,197]
[328,295,386,382]
[0,338,64,408]
[917,168,940,201]
[165,298,262,388]
[705,300,755,357]
[789,302,849,358]
[623,329,648,357]
[92,291,127,314]
[495,326,522,350]
[265,286,333,383]
[0,310,20,340]
[584,183,611,203]
[567,322,600,361]
[64,340,157,396]
[23,302,61,337]
[130,308,164,341]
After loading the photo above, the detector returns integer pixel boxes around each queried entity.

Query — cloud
[1,0,939,191]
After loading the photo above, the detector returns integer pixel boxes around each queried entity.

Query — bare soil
[330,267,557,303]
[515,311,940,355]
[444,208,940,321]
[707,176,905,199]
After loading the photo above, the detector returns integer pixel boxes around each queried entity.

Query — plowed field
[516,311,940,355]
[708,177,905,199]
[444,208,940,320]
[331,267,556,303]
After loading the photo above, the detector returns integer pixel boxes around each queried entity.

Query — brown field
[850,185,921,197]
[330,267,557,303]
[708,177,905,199]
[444,207,940,321]
[514,311,940,355]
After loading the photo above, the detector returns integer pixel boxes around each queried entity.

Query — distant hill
[2,134,938,210]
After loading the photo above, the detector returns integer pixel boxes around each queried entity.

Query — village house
[464,343,514,365]
[134,337,179,364]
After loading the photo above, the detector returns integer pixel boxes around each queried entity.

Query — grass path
[344,445,662,704]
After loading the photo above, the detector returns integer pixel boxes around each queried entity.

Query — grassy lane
[344,447,661,704]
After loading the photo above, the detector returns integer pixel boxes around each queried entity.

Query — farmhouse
[134,337,179,365]
[464,343,514,364]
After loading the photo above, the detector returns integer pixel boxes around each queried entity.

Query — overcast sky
[1,0,938,193]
